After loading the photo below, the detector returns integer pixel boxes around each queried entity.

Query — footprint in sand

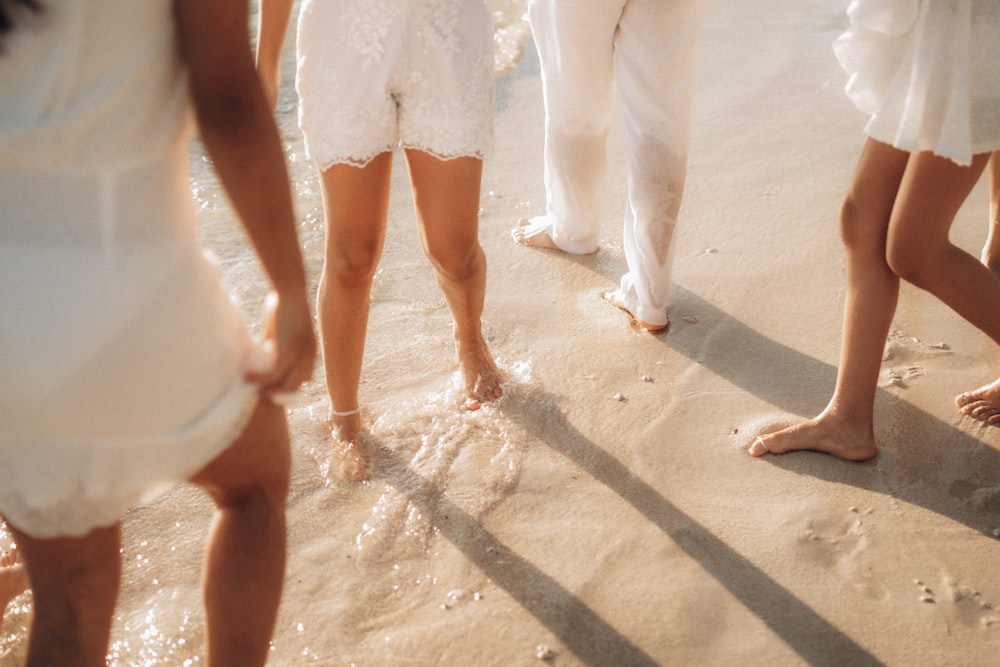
[912,576,1000,629]
[880,329,953,389]
[790,506,883,598]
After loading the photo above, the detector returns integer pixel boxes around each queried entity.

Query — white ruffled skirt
[834,0,1000,165]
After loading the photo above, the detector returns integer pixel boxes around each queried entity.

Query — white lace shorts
[296,0,496,169]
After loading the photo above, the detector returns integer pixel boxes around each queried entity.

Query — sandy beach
[4,0,1000,665]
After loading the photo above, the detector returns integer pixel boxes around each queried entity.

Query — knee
[326,242,381,289]
[838,194,886,260]
[202,401,291,511]
[237,422,291,511]
[885,231,937,287]
[427,241,483,283]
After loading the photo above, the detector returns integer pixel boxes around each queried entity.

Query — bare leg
[405,149,503,409]
[189,397,291,667]
[0,545,28,626]
[877,152,1000,425]
[316,153,393,481]
[750,139,910,460]
[7,522,121,667]
[981,151,1000,275]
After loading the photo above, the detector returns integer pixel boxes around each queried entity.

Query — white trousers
[528,0,706,326]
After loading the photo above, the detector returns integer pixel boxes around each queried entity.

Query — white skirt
[834,0,1000,165]
[0,143,263,538]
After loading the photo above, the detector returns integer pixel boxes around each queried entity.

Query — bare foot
[511,216,561,250]
[456,337,503,410]
[1,546,28,626]
[330,412,369,481]
[600,290,668,333]
[955,377,1000,424]
[747,415,878,461]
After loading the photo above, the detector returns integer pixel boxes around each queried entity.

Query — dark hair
[0,0,41,38]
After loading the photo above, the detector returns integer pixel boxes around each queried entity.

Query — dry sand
[3,0,1000,665]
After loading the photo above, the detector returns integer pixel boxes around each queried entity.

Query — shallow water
[0,2,530,664]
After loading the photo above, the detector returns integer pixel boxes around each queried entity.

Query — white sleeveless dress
[0,0,263,538]
[834,0,1000,165]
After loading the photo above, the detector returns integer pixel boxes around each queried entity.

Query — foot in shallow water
[955,377,1000,425]
[1,545,28,626]
[600,290,668,333]
[511,216,562,250]
[330,412,369,482]
[747,415,877,461]
[457,337,504,411]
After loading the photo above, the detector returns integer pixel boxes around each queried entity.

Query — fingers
[245,291,317,396]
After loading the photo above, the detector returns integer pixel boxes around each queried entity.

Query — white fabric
[834,0,1000,166]
[0,0,263,538]
[527,0,706,327]
[295,0,495,169]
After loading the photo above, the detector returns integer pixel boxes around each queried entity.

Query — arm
[173,0,315,394]
[256,0,295,109]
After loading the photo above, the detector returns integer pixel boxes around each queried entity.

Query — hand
[245,290,316,395]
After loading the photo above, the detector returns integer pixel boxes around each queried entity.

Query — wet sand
[3,0,1000,665]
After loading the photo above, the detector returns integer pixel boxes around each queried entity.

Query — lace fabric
[296,0,495,169]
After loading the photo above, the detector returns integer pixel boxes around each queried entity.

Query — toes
[955,392,979,407]
[747,437,771,457]
[970,403,1000,423]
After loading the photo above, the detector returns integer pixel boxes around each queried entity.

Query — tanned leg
[404,149,503,409]
[750,139,910,460]
[877,150,1000,425]
[316,153,393,480]
[8,522,121,667]
[189,398,291,666]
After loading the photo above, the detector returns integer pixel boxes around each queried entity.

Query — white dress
[834,0,1000,165]
[0,0,263,538]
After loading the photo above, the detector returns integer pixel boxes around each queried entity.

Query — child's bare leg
[750,139,909,460]
[878,152,1000,424]
[0,545,28,626]
[981,151,1000,274]
[316,154,393,480]
[405,149,503,409]
[7,522,121,667]
[886,151,995,337]
[189,397,290,666]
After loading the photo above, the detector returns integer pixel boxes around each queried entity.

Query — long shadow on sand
[499,390,884,667]
[664,285,1000,536]
[383,451,661,667]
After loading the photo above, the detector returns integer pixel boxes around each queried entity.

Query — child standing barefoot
[751,0,1000,459]
[0,1,315,664]
[257,0,503,481]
